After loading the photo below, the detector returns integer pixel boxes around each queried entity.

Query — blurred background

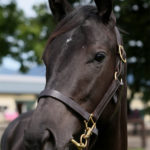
[0,0,150,150]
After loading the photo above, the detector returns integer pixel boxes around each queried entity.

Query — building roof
[0,74,45,94]
[0,66,45,76]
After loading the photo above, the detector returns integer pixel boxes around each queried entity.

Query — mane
[43,5,97,56]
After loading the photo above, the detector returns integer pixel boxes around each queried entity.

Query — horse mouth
[42,129,76,150]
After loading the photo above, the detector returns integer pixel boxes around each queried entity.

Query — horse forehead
[55,22,111,50]
[81,20,116,51]
[48,28,85,54]
[44,19,115,62]
[43,28,85,68]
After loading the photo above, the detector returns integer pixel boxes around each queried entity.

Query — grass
[129,148,144,150]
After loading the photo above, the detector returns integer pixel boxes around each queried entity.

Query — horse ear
[48,0,73,22]
[94,0,113,23]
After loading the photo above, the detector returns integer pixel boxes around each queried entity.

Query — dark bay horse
[1,0,127,150]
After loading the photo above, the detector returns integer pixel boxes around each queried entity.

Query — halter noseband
[38,27,126,150]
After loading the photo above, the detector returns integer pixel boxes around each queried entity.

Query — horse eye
[94,53,105,62]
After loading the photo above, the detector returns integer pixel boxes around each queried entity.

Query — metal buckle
[114,72,123,85]
[71,114,96,150]
[119,45,127,63]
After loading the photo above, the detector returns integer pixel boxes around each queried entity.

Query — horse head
[24,0,127,150]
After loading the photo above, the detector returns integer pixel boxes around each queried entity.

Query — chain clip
[71,114,96,150]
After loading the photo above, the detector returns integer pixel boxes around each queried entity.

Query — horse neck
[92,79,127,150]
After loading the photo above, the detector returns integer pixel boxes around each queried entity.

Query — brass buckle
[114,71,118,80]
[119,45,127,63]
[71,114,96,150]
[114,71,123,85]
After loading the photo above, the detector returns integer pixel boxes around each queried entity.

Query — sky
[1,0,48,17]
[16,0,49,17]
[1,0,49,70]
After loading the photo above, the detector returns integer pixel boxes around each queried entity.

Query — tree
[0,0,150,111]
[114,0,150,110]
[0,1,56,72]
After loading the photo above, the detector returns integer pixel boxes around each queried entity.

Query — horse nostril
[42,130,51,143]
[42,129,55,149]
[24,129,55,150]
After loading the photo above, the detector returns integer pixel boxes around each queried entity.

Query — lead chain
[71,114,96,150]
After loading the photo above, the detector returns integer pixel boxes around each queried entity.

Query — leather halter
[38,27,126,149]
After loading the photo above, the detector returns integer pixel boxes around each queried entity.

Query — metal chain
[71,114,96,150]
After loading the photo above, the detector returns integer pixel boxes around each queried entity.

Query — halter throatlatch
[38,27,127,150]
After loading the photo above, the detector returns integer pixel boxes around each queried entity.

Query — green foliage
[129,149,144,150]
[0,1,56,72]
[0,0,149,106]
[0,2,23,62]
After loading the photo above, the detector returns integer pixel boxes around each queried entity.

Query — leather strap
[39,89,91,121]
[93,79,121,121]
[115,27,122,46]
[38,89,98,136]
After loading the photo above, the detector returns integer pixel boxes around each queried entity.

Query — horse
[1,0,127,150]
